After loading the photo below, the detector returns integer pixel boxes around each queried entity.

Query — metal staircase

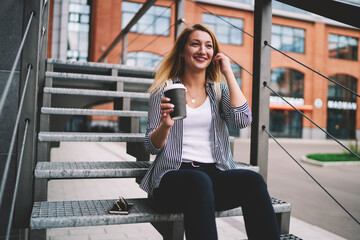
[30,59,299,239]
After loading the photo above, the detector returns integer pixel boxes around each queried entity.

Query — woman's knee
[246,170,267,188]
[180,170,214,203]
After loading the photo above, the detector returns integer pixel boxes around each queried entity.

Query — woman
[140,24,279,240]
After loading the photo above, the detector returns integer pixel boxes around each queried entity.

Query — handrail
[262,125,360,225]
[6,119,30,240]
[0,64,32,210]
[0,11,35,117]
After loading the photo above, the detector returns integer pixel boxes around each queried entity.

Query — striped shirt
[140,78,252,196]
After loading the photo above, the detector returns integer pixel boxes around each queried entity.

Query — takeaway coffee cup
[164,83,187,120]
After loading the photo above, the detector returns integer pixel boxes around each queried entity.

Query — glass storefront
[270,110,303,138]
[269,68,304,138]
[327,74,357,139]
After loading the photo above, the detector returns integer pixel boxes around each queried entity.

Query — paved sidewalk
[47,142,347,240]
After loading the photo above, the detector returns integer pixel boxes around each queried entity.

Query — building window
[126,52,163,68]
[67,0,90,62]
[328,74,357,102]
[327,74,357,140]
[328,34,358,61]
[270,68,304,98]
[122,1,171,36]
[272,25,305,53]
[202,14,243,45]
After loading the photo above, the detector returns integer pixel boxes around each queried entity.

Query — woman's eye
[191,42,198,46]
[207,45,213,48]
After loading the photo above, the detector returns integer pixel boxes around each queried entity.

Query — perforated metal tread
[47,58,155,74]
[34,161,259,179]
[38,132,145,142]
[35,161,152,179]
[46,71,154,84]
[30,198,291,229]
[41,107,148,117]
[280,234,303,239]
[43,87,150,99]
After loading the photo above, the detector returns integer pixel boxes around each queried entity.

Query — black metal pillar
[250,0,272,181]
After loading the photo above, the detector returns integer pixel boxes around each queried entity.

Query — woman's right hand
[160,97,175,128]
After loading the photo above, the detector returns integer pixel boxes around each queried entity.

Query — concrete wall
[0,0,24,239]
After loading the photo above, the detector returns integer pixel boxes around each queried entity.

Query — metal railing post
[250,0,272,181]
[121,34,128,64]
[175,0,185,38]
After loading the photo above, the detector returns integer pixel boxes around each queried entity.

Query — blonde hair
[148,24,222,94]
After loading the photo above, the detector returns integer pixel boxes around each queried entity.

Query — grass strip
[306,153,360,162]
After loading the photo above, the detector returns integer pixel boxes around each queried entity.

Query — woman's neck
[181,70,206,88]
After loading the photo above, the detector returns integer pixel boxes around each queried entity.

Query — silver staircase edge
[46,71,154,84]
[30,198,291,229]
[41,107,148,117]
[34,161,258,179]
[43,87,150,99]
[38,132,145,142]
[47,58,155,73]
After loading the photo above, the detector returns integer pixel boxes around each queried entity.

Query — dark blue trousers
[153,163,280,240]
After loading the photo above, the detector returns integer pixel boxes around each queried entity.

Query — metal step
[34,161,259,179]
[41,107,148,117]
[34,161,152,179]
[43,87,150,99]
[46,71,153,84]
[47,58,155,78]
[280,234,303,240]
[30,197,291,229]
[38,132,145,142]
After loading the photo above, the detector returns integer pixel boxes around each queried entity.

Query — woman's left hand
[212,53,232,76]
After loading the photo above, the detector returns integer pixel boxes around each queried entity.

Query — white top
[182,96,215,163]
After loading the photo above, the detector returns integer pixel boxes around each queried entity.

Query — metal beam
[275,0,360,29]
[250,0,272,182]
[175,0,185,38]
[97,0,157,62]
[15,0,47,232]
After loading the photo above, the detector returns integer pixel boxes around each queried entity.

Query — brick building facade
[49,0,360,139]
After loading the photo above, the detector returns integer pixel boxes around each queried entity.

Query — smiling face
[181,30,214,73]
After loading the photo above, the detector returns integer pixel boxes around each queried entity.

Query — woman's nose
[198,44,206,53]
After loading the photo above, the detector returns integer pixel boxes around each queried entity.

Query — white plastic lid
[164,83,187,92]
